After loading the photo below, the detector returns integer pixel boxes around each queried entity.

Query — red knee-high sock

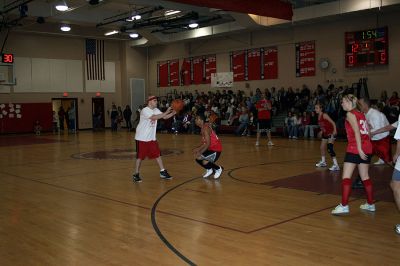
[362,179,374,204]
[341,178,352,206]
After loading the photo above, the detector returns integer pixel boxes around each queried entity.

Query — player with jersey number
[255,93,274,146]
[193,113,223,179]
[314,103,340,171]
[331,94,375,215]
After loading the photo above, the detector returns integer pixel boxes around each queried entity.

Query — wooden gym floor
[0,131,399,265]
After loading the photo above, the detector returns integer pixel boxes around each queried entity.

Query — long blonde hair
[341,94,361,111]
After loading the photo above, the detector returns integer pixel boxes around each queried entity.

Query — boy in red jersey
[314,103,340,171]
[332,94,375,215]
[193,113,223,179]
[255,93,274,146]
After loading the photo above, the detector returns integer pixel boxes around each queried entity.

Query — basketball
[171,99,184,112]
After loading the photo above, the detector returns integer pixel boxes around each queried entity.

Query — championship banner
[247,48,261,81]
[295,41,315,77]
[180,58,192,86]
[157,61,169,87]
[262,46,278,79]
[205,55,217,84]
[192,56,204,84]
[230,50,246,82]
[169,59,179,86]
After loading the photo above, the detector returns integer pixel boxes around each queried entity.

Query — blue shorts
[392,169,400,181]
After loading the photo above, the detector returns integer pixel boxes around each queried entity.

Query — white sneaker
[331,204,349,215]
[268,141,274,146]
[359,202,376,212]
[374,159,385,165]
[329,164,340,171]
[203,169,214,178]
[255,141,260,146]
[395,224,400,235]
[316,161,327,167]
[214,167,223,179]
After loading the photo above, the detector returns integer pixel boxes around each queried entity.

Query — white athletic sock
[333,158,338,166]
[321,156,326,162]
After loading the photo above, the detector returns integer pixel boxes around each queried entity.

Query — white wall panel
[66,60,83,92]
[14,57,32,92]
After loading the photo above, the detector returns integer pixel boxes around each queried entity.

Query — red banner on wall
[205,55,217,84]
[295,41,315,77]
[192,56,204,85]
[247,48,261,81]
[169,59,180,86]
[180,58,192,86]
[157,61,169,87]
[262,47,278,79]
[230,50,246,82]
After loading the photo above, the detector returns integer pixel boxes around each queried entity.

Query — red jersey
[202,123,222,152]
[345,110,372,154]
[318,113,334,135]
[256,99,271,120]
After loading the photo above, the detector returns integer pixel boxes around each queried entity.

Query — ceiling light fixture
[131,14,141,20]
[165,10,181,16]
[188,23,199,28]
[60,25,71,32]
[55,4,68,11]
[129,33,139,38]
[104,30,119,36]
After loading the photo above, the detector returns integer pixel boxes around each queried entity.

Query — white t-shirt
[135,107,162,141]
[393,115,400,170]
[366,108,389,141]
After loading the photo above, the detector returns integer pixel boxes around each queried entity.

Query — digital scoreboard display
[345,27,388,68]
[1,53,14,64]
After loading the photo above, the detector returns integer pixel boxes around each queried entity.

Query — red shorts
[372,136,393,163]
[136,140,161,160]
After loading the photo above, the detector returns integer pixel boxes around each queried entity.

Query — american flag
[85,39,105,80]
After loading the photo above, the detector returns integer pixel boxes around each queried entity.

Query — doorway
[52,98,79,132]
[92,98,105,131]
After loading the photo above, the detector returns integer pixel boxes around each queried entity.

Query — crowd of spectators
[130,84,400,138]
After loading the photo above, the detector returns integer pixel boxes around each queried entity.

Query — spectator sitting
[34,120,42,135]
[304,111,319,138]
[284,111,294,137]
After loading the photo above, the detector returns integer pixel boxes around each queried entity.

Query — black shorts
[257,120,271,132]
[200,150,221,163]
[344,152,372,164]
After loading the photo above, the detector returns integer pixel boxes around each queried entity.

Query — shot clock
[345,27,388,68]
[1,53,14,64]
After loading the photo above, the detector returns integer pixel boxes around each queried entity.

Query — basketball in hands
[171,99,184,113]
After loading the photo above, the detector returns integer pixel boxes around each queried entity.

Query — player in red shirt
[193,113,223,179]
[332,94,375,215]
[314,103,340,171]
[255,93,274,146]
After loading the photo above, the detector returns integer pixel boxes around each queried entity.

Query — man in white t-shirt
[370,115,400,234]
[360,98,392,165]
[133,95,176,183]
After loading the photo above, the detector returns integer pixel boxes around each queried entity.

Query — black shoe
[352,177,364,189]
[160,170,173,180]
[132,173,142,183]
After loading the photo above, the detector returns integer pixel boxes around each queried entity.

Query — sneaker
[214,166,223,179]
[329,164,340,171]
[315,161,327,167]
[374,159,385,165]
[331,204,349,215]
[359,202,376,212]
[203,168,214,178]
[268,141,274,146]
[255,141,260,146]
[132,173,142,183]
[160,170,173,180]
[395,224,400,235]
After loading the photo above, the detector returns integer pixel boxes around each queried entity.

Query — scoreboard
[345,27,388,68]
